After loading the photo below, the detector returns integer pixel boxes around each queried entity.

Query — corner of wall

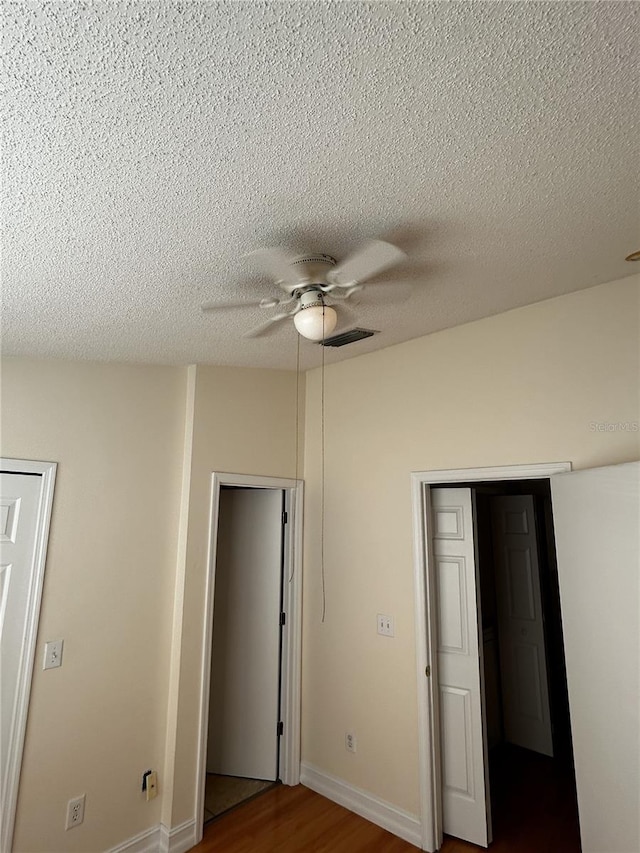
[161,365,198,828]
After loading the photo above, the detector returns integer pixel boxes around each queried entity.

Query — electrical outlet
[65,794,85,830]
[43,639,64,670]
[377,614,394,637]
[345,732,357,753]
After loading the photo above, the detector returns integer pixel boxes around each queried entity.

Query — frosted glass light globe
[293,304,337,341]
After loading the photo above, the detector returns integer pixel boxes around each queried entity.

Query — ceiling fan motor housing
[280,254,337,293]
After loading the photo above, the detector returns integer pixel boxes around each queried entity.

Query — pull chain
[289,332,301,584]
[321,304,327,622]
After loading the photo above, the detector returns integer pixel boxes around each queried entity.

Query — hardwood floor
[193,783,415,852]
[193,746,581,852]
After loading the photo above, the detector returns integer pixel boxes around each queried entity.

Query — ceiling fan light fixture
[202,237,406,340]
[293,299,338,341]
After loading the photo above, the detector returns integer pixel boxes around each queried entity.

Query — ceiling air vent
[321,328,378,347]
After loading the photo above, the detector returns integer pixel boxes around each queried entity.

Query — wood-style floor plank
[193,747,581,852]
[194,785,417,852]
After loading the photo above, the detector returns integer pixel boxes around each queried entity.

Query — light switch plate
[43,639,64,670]
[377,614,394,637]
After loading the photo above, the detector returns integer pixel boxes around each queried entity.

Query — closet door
[207,488,284,781]
[431,487,491,848]
[490,494,553,756]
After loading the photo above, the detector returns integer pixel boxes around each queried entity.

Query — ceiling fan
[201,239,407,341]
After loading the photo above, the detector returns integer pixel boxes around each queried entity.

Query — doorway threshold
[203,774,279,823]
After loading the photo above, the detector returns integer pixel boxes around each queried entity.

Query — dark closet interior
[474,479,573,759]
[451,479,582,850]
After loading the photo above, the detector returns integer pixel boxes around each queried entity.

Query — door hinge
[279,612,286,627]
[282,511,288,525]
[277,721,284,736]
[425,665,431,678]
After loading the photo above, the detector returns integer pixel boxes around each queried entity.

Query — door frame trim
[410,462,571,851]
[0,457,57,853]
[195,472,304,835]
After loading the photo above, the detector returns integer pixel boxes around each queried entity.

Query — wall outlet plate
[345,732,357,753]
[65,794,85,830]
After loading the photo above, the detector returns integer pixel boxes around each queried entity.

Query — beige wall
[0,358,303,847]
[1,359,186,852]
[163,364,303,826]
[2,274,637,846]
[301,275,640,815]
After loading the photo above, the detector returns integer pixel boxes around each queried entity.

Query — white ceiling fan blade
[243,309,296,339]
[328,240,406,288]
[201,296,281,312]
[246,247,297,284]
[323,283,363,299]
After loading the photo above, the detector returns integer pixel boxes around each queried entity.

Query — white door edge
[411,478,441,852]
[0,457,57,853]
[410,462,571,851]
[193,472,304,843]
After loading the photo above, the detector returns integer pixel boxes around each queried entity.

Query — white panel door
[0,472,45,850]
[551,461,639,853]
[490,495,553,756]
[432,487,491,847]
[207,488,283,781]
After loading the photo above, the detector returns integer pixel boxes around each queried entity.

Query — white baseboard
[107,818,197,853]
[300,761,422,848]
[160,818,198,853]
[106,824,161,853]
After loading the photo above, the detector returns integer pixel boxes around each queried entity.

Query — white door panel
[1,476,42,785]
[491,495,553,756]
[207,488,283,781]
[551,462,639,853]
[432,488,491,847]
[0,471,50,852]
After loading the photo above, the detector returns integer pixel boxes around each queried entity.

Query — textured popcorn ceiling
[2,1,638,370]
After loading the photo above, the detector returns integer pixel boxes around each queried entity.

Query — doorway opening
[195,473,303,840]
[411,461,576,852]
[444,478,580,851]
[204,486,284,822]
